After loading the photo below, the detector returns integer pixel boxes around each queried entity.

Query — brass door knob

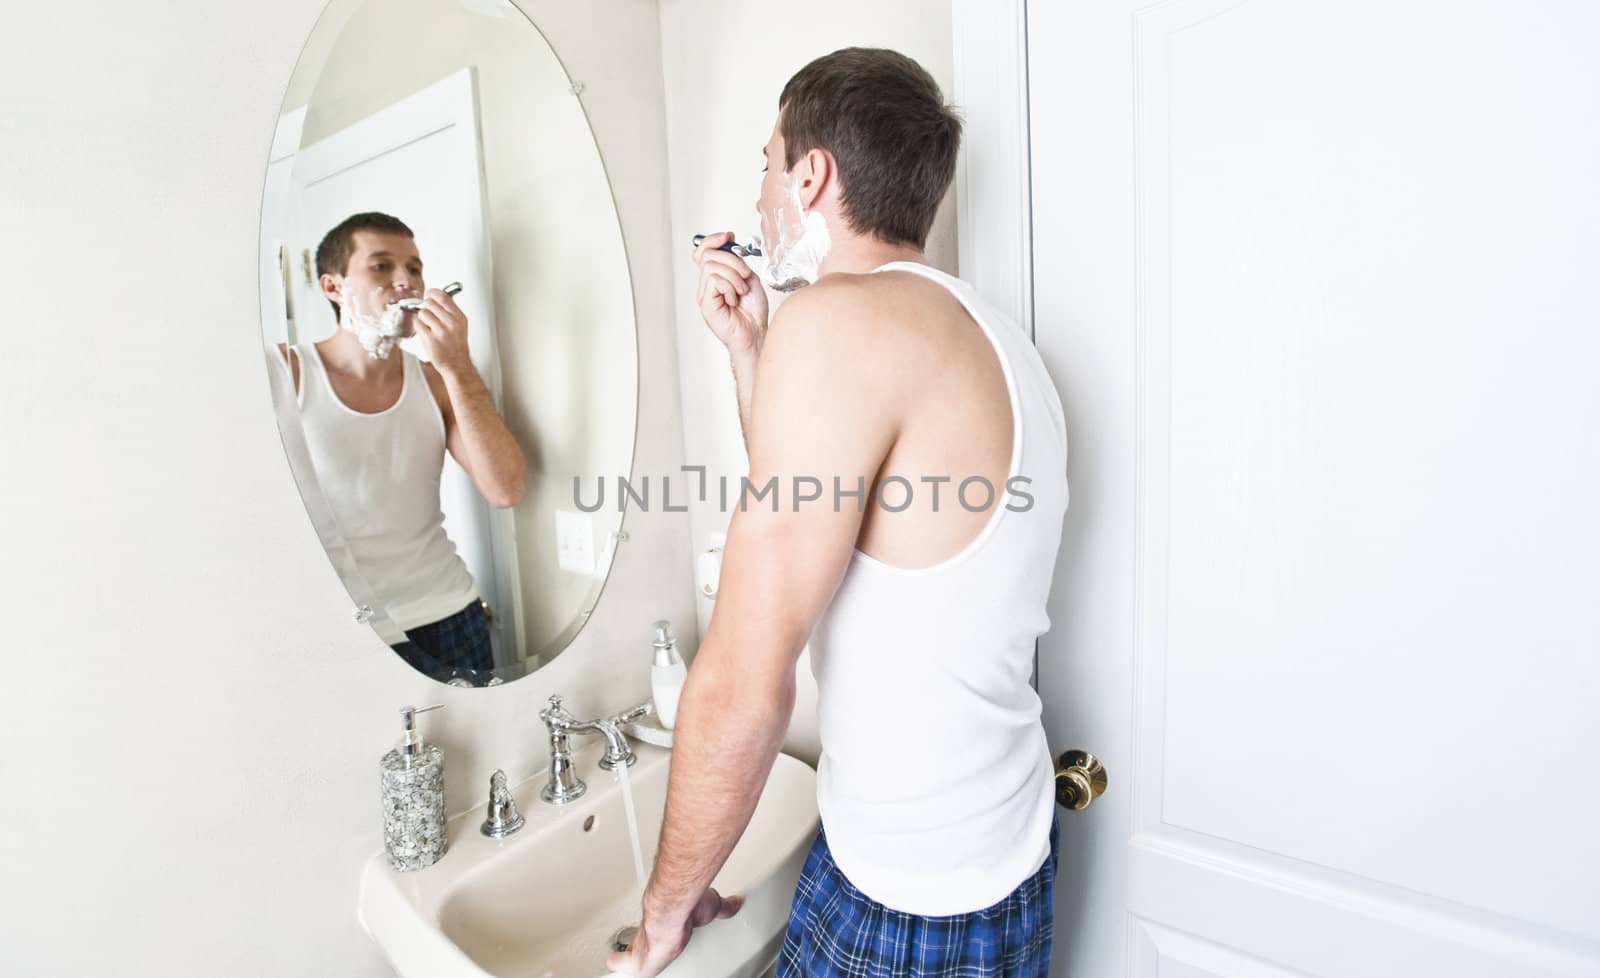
[1054,750,1108,811]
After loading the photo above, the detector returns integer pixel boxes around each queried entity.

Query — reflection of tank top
[292,344,477,631]
[808,262,1069,916]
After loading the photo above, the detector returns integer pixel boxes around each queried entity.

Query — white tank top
[291,344,478,631]
[808,262,1069,915]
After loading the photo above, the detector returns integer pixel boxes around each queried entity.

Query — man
[281,212,526,682]
[608,49,1068,978]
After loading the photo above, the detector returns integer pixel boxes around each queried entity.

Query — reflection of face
[338,230,425,317]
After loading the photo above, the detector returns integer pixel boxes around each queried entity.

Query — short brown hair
[314,211,414,317]
[779,48,961,249]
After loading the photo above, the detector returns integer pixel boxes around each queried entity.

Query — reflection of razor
[395,281,463,312]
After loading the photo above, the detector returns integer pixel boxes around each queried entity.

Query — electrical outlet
[555,509,595,575]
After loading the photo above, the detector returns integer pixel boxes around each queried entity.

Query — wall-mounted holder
[697,532,726,598]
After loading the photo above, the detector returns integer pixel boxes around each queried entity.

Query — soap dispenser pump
[380,704,447,871]
[651,619,688,729]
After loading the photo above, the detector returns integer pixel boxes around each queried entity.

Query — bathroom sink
[359,740,819,978]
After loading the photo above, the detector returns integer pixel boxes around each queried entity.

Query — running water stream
[605,759,648,958]
[616,759,647,897]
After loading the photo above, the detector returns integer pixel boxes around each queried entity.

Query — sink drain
[609,925,639,953]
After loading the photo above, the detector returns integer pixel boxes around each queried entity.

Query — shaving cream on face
[339,284,411,359]
[758,170,831,292]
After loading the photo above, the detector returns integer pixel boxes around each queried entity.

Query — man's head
[314,212,424,322]
[759,48,962,260]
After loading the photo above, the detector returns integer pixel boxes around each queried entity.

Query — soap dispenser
[651,619,688,729]
[380,704,447,871]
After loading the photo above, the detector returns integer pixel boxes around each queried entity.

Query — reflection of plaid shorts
[392,599,495,683]
[776,811,1058,978]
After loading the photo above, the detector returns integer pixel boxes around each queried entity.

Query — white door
[1028,1,1600,975]
[284,67,526,663]
[259,108,305,350]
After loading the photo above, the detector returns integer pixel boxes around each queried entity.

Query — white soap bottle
[650,619,687,729]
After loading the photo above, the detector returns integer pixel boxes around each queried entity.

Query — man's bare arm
[728,348,759,452]
[275,342,301,394]
[610,282,903,977]
[425,363,527,509]
[409,287,526,508]
[693,232,770,455]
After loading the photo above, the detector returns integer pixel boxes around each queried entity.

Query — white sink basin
[359,740,819,978]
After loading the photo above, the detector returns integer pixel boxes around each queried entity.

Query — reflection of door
[1029,2,1600,976]
[260,107,305,349]
[283,67,524,663]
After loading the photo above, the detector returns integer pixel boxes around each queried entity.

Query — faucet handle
[595,706,646,772]
[480,769,525,838]
[540,694,572,725]
[610,701,654,725]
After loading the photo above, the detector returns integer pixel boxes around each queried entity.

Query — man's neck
[315,326,402,381]
[815,232,927,279]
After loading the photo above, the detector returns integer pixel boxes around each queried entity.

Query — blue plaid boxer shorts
[391,599,495,684]
[776,809,1059,978]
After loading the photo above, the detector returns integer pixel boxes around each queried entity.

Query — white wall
[0,2,690,975]
[656,0,956,764]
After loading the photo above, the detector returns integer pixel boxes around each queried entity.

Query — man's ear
[796,147,834,211]
[319,273,344,306]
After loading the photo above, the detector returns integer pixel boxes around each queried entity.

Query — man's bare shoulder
[749,276,911,474]
[764,272,935,374]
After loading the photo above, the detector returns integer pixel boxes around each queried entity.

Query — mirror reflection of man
[279,211,526,683]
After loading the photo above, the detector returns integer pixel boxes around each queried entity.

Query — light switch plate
[555,509,595,575]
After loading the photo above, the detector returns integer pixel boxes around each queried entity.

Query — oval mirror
[258,0,637,686]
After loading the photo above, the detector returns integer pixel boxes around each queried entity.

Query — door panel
[1030,1,1600,975]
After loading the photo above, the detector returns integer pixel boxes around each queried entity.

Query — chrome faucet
[537,695,653,804]
[480,769,525,838]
